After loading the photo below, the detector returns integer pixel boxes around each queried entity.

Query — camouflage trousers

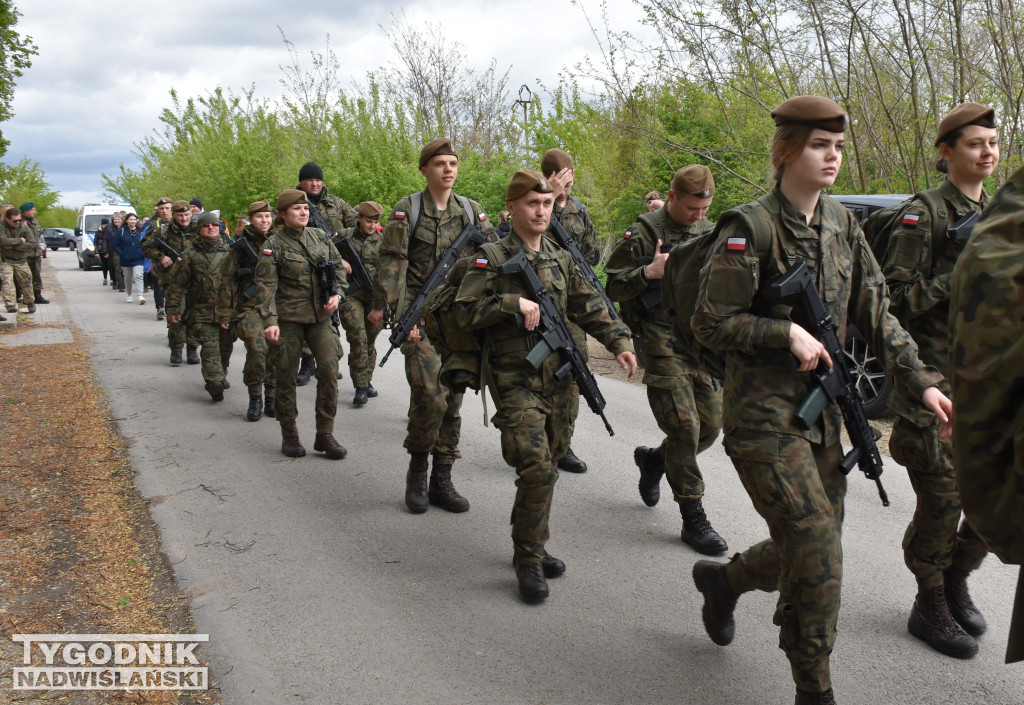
[644,354,722,502]
[723,430,845,693]
[401,338,463,463]
[275,318,341,436]
[28,256,41,293]
[1,260,31,308]
[110,251,124,288]
[338,296,382,389]
[164,303,199,351]
[230,309,275,397]
[890,415,988,588]
[493,383,572,564]
[190,322,231,385]
[0,259,22,307]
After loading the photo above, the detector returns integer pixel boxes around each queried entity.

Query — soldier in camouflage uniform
[254,189,349,460]
[19,203,48,304]
[379,137,496,514]
[454,170,636,603]
[878,102,997,658]
[690,96,952,705]
[950,164,1024,665]
[605,164,727,556]
[540,149,599,474]
[334,200,386,406]
[0,207,36,313]
[219,200,278,421]
[143,199,200,366]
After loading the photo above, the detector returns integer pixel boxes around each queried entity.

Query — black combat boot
[512,551,566,579]
[282,434,306,458]
[186,346,200,365]
[428,463,470,513]
[943,567,987,637]
[681,499,728,555]
[264,393,275,418]
[634,445,665,507]
[0,313,5,321]
[353,388,368,406]
[26,303,35,313]
[295,354,315,386]
[405,452,429,514]
[313,433,347,460]
[365,384,378,398]
[169,349,183,366]
[557,448,587,473]
[246,395,263,422]
[204,380,224,402]
[515,561,549,603]
[908,585,978,658]
[221,379,230,389]
[693,560,740,646]
[795,687,837,705]
[34,293,49,304]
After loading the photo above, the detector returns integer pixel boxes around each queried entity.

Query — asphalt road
[49,251,1022,704]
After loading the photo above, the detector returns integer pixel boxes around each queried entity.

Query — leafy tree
[1,155,58,212]
[0,2,37,160]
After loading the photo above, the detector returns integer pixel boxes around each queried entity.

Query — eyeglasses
[8,217,22,224]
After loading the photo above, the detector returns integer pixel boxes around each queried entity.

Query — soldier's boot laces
[295,355,315,386]
[428,464,470,513]
[693,560,739,646]
[246,395,263,422]
[313,433,347,460]
[515,561,549,604]
[908,584,979,659]
[634,445,665,507]
[281,434,306,458]
[514,551,565,579]
[405,452,429,514]
[795,687,838,705]
[943,567,987,637]
[681,499,728,556]
[186,346,200,365]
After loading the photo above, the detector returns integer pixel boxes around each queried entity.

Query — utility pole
[515,84,532,154]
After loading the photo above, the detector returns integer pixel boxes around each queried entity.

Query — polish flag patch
[902,213,921,227]
[394,211,406,220]
[726,237,747,251]
[475,258,488,268]
[624,230,632,239]
[262,248,272,255]
[478,212,487,221]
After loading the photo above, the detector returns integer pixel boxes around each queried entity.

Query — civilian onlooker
[496,209,512,238]
[115,212,147,304]
[95,218,115,285]
[107,213,126,291]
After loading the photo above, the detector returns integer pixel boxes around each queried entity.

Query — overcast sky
[3,0,652,208]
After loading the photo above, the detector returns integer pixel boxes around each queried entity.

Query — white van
[75,203,137,270]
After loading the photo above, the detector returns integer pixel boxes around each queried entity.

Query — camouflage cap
[357,201,384,218]
[771,95,848,133]
[506,169,553,202]
[671,165,715,198]
[196,212,220,228]
[935,102,996,146]
[419,138,457,168]
[540,148,574,177]
[247,200,271,217]
[276,189,307,211]
[155,197,173,207]
[172,200,191,213]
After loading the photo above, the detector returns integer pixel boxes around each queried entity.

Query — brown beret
[506,169,553,203]
[644,191,661,203]
[155,197,173,207]
[771,95,848,133]
[172,200,191,213]
[196,212,220,228]
[247,200,271,217]
[540,148,574,177]
[276,189,307,211]
[419,138,457,168]
[935,102,996,146]
[671,165,715,198]
[357,201,384,218]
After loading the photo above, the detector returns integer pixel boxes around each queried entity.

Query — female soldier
[690,96,952,705]
[878,103,998,658]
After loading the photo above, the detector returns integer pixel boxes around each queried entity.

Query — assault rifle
[334,235,374,294]
[499,251,615,436]
[315,258,341,327]
[379,222,485,367]
[549,219,619,321]
[307,203,337,238]
[231,236,261,299]
[948,210,980,243]
[153,238,182,264]
[770,261,889,506]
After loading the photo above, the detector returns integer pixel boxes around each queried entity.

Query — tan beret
[506,169,553,203]
[276,189,307,211]
[419,138,457,168]
[247,200,271,217]
[772,95,848,133]
[935,102,996,146]
[172,199,191,213]
[155,196,173,207]
[196,212,220,228]
[671,165,715,198]
[644,191,661,203]
[357,201,384,218]
[540,148,574,177]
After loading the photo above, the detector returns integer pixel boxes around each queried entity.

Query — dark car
[833,194,911,418]
[43,227,77,251]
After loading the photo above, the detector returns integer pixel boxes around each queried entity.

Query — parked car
[832,194,911,418]
[43,227,77,251]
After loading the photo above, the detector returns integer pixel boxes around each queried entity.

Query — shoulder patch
[478,212,486,221]
[726,237,747,252]
[901,213,921,227]
[474,258,488,268]
[624,230,632,239]
[394,212,406,220]
[262,247,273,256]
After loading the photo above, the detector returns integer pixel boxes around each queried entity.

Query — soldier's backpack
[407,192,478,237]
[861,190,947,262]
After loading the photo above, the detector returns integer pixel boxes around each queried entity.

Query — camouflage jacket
[378,190,496,317]
[0,221,35,262]
[950,164,1024,567]
[218,224,271,323]
[301,185,357,234]
[692,187,941,445]
[551,196,599,265]
[254,225,347,328]
[142,219,195,280]
[604,206,715,356]
[332,225,384,308]
[23,216,42,260]
[165,235,234,324]
[454,231,633,404]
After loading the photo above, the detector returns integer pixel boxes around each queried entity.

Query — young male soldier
[540,148,599,473]
[605,164,727,556]
[454,170,637,602]
[219,200,278,421]
[149,197,174,320]
[378,137,496,514]
[19,203,48,304]
[334,201,387,406]
[143,199,200,366]
[0,207,36,313]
